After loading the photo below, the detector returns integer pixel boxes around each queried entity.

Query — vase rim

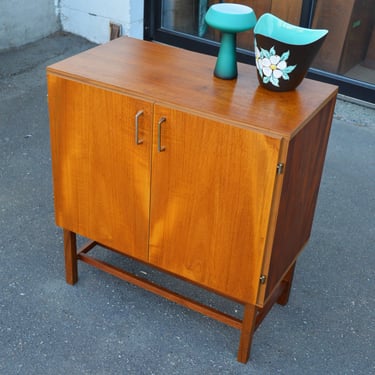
[254,13,328,46]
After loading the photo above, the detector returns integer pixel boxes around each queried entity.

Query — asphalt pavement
[0,32,374,375]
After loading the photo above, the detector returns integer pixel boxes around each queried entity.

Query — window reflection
[161,0,374,87]
[311,0,374,85]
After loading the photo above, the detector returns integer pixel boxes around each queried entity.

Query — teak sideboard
[47,37,337,363]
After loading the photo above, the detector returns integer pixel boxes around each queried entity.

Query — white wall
[0,0,59,50]
[0,0,143,50]
[59,0,144,44]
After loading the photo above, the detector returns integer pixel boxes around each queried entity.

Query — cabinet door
[149,105,282,303]
[48,76,152,261]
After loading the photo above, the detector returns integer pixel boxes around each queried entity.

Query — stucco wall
[60,0,144,44]
[0,0,143,51]
[0,0,59,50]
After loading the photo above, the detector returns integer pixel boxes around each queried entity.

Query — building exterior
[0,0,143,50]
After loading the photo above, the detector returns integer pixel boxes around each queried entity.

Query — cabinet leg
[237,304,257,363]
[63,229,78,285]
[277,261,296,306]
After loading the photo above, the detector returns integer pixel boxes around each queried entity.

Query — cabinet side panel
[47,75,152,261]
[265,97,336,299]
[149,106,282,304]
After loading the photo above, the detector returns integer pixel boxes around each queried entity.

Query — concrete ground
[0,32,374,375]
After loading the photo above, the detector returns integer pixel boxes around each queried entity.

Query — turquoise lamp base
[205,3,256,80]
[214,32,238,80]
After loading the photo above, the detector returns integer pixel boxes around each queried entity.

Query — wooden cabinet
[47,37,337,363]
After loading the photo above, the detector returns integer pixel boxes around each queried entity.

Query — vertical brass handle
[135,110,144,145]
[157,117,166,152]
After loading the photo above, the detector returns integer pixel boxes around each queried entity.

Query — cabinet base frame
[63,229,295,364]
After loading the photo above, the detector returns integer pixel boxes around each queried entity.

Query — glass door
[144,0,374,103]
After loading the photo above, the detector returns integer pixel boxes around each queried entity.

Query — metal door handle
[135,110,144,145]
[157,117,166,152]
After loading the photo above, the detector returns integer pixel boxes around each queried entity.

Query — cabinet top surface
[47,37,337,137]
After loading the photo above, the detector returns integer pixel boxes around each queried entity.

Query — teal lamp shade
[254,13,328,91]
[205,4,256,79]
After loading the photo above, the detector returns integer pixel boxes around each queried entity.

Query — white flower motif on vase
[255,44,297,87]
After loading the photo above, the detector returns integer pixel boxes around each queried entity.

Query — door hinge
[259,275,267,284]
[276,162,284,175]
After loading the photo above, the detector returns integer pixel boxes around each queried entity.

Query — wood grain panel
[149,105,282,303]
[48,75,152,261]
[47,37,337,139]
[264,97,336,300]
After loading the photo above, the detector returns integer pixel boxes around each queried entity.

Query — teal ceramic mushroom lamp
[254,13,328,91]
[205,3,256,79]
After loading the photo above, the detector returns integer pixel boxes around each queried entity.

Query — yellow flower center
[270,64,277,70]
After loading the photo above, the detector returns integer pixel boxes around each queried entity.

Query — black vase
[254,13,328,92]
